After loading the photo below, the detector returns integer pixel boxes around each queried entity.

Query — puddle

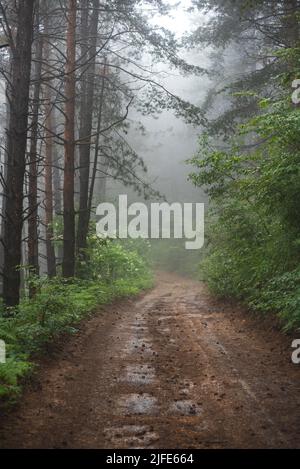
[104,425,159,448]
[130,325,149,333]
[157,326,171,334]
[124,338,153,355]
[186,314,214,320]
[170,400,202,416]
[117,393,158,415]
[120,364,156,385]
[215,342,227,355]
[134,314,147,321]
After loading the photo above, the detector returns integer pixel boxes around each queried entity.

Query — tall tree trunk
[76,0,88,260]
[53,147,62,216]
[44,81,57,277]
[76,0,100,260]
[0,58,11,295]
[284,0,299,47]
[97,154,109,201]
[88,58,107,216]
[52,144,63,264]
[2,0,36,306]
[28,2,43,297]
[44,110,57,277]
[62,0,76,278]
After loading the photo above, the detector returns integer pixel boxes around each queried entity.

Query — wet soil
[0,272,299,448]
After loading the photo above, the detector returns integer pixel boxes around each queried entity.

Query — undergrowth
[0,239,153,403]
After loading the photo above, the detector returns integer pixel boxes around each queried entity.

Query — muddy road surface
[0,272,299,448]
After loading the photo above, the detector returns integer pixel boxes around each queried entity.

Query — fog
[102,1,212,275]
[105,0,211,206]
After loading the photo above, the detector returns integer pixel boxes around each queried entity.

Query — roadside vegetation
[0,239,153,403]
[189,0,300,331]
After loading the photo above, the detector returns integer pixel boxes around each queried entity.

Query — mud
[0,272,299,448]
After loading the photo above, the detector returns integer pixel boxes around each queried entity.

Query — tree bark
[283,0,299,47]
[62,0,77,278]
[88,58,107,216]
[52,143,63,264]
[76,0,100,260]
[28,2,43,296]
[2,0,36,306]
[44,81,57,277]
[53,146,62,216]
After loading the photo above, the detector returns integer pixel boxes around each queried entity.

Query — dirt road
[0,272,300,448]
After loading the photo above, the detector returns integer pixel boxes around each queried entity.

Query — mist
[0,0,300,453]
[102,1,212,275]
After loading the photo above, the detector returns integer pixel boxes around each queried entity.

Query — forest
[0,0,205,399]
[0,0,300,453]
[189,0,300,332]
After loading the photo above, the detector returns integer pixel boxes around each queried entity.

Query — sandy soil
[0,272,300,449]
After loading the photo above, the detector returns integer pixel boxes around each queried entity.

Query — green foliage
[249,268,300,332]
[189,0,300,140]
[0,359,32,399]
[77,236,153,284]
[189,49,300,331]
[0,240,153,404]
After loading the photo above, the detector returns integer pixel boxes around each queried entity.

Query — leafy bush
[77,236,153,282]
[189,59,300,331]
[250,268,300,331]
[0,239,153,403]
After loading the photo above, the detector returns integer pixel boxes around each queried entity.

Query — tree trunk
[0,57,11,295]
[283,0,299,47]
[88,58,107,216]
[28,2,43,296]
[44,82,57,278]
[2,0,36,306]
[53,146,62,216]
[52,143,63,265]
[62,0,77,278]
[76,0,100,260]
[97,154,109,201]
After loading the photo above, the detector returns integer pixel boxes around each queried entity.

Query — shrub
[0,239,153,403]
[189,84,300,332]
